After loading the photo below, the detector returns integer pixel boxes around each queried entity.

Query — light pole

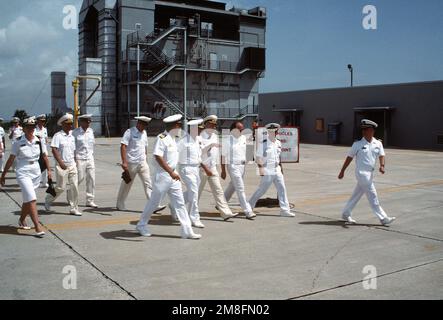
[348,64,354,87]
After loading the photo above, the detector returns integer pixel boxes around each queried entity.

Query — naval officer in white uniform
[72,114,98,208]
[8,117,23,171]
[116,116,165,213]
[0,117,5,173]
[136,114,202,239]
[35,114,49,188]
[45,113,82,216]
[1,117,52,237]
[198,115,238,221]
[221,121,256,219]
[176,118,212,228]
[249,123,294,217]
[338,119,396,225]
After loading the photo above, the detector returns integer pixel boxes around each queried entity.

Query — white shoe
[342,214,357,224]
[181,225,202,240]
[35,231,45,238]
[381,216,396,226]
[136,225,152,237]
[280,211,295,218]
[40,184,49,189]
[70,209,82,216]
[86,202,98,208]
[245,212,257,220]
[192,220,205,228]
[18,219,31,230]
[221,212,239,221]
[116,205,126,211]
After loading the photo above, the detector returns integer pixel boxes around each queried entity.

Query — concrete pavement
[0,138,442,300]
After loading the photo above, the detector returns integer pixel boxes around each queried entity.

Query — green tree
[13,110,29,123]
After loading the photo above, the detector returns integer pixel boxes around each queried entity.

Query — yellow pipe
[71,76,101,128]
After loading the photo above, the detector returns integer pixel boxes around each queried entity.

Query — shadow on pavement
[0,225,37,237]
[100,229,182,241]
[299,220,382,228]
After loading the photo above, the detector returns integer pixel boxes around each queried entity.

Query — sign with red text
[256,127,300,163]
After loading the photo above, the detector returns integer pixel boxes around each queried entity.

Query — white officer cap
[11,117,20,123]
[134,116,152,124]
[36,114,46,120]
[265,123,281,131]
[0,117,4,122]
[163,114,183,123]
[361,119,378,129]
[23,116,37,126]
[78,114,93,120]
[187,119,204,126]
[203,115,218,124]
[57,113,74,126]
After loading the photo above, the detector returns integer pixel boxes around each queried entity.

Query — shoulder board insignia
[159,134,166,139]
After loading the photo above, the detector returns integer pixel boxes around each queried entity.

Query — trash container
[327,122,342,145]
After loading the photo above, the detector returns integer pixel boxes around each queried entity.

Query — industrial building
[77,0,266,135]
[259,80,443,150]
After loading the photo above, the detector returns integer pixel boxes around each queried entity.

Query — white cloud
[0,16,60,58]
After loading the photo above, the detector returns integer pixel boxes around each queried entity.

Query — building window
[201,22,213,37]
[315,118,325,132]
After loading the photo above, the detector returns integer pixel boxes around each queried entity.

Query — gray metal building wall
[259,81,443,150]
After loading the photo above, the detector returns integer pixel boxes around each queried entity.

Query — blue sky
[0,0,442,118]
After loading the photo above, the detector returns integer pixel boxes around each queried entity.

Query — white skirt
[16,166,41,203]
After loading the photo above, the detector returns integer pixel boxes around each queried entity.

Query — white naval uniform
[248,138,291,214]
[0,126,5,172]
[342,137,388,220]
[35,125,49,186]
[11,135,47,203]
[177,134,202,223]
[116,127,152,209]
[198,130,234,217]
[137,131,194,235]
[9,126,23,170]
[222,134,253,215]
[46,130,79,211]
[72,127,96,205]
[9,126,23,141]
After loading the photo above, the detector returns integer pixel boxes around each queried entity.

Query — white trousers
[249,168,291,214]
[342,171,388,220]
[198,167,233,216]
[116,161,152,209]
[178,165,201,223]
[47,165,79,210]
[40,170,48,186]
[77,158,95,204]
[224,164,253,214]
[138,171,193,235]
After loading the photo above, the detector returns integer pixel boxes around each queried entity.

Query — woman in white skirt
[0,117,52,237]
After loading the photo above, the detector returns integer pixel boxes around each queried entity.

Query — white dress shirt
[200,130,219,169]
[177,134,202,166]
[121,127,148,164]
[348,137,385,172]
[222,134,247,165]
[73,127,95,161]
[153,131,179,173]
[51,130,76,166]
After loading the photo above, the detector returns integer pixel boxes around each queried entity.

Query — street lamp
[347,64,354,87]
